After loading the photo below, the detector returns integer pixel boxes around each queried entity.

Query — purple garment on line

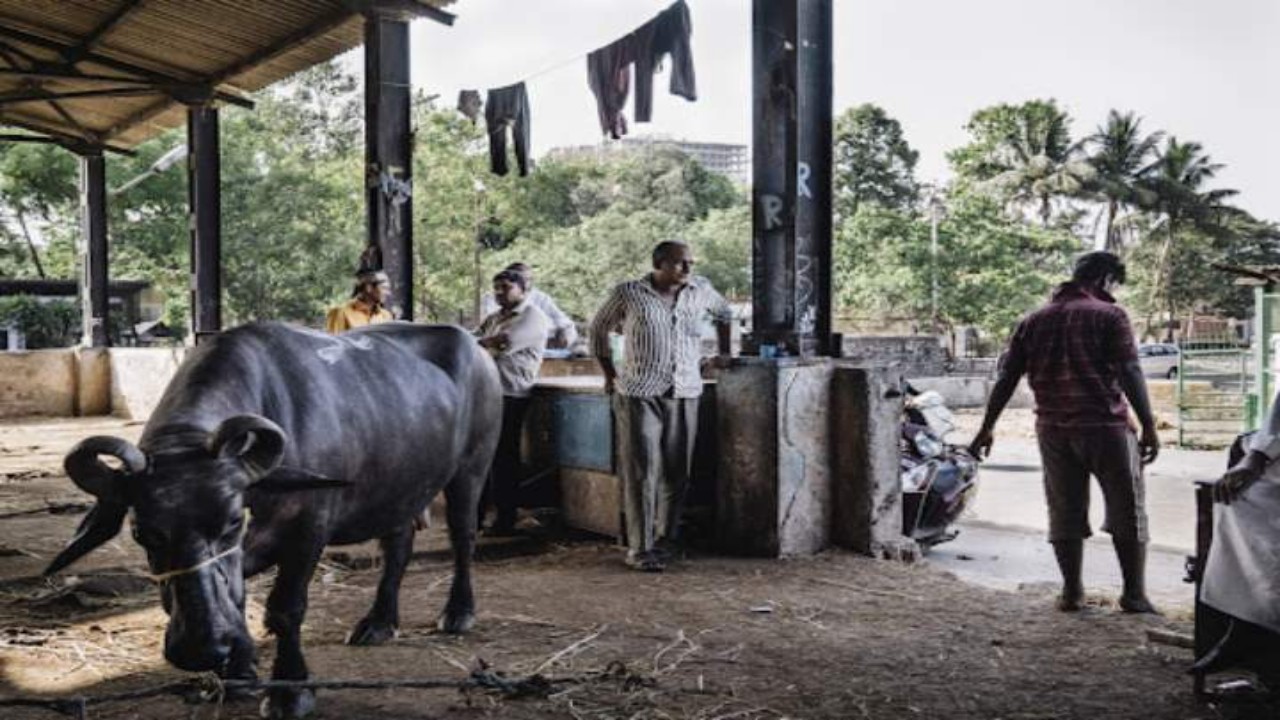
[586,35,634,140]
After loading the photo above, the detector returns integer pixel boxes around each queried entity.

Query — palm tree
[1084,110,1162,252]
[1140,138,1237,340]
[980,101,1095,227]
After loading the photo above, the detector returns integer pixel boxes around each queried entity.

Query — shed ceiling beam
[0,132,59,145]
[61,0,149,66]
[0,66,155,85]
[0,42,98,144]
[0,22,253,108]
[104,7,358,140]
[0,115,134,155]
[0,86,161,105]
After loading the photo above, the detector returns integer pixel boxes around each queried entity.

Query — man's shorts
[1036,424,1148,543]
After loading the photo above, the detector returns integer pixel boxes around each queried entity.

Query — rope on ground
[0,502,91,521]
[0,669,560,718]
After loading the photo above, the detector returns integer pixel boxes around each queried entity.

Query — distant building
[0,278,160,347]
[547,136,749,185]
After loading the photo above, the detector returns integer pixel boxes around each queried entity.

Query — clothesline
[448,0,694,178]
[444,7,638,92]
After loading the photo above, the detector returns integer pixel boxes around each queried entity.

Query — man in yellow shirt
[326,269,394,333]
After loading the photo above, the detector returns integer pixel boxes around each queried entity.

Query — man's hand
[1214,451,1267,504]
[968,427,994,461]
[702,355,733,372]
[478,333,508,350]
[549,328,569,350]
[602,374,617,395]
[1138,425,1160,466]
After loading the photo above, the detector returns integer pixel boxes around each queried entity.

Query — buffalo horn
[64,436,146,499]
[44,501,128,576]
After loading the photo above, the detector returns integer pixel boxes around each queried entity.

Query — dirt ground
[0,417,1272,720]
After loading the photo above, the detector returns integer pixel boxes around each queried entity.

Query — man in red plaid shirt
[969,251,1160,614]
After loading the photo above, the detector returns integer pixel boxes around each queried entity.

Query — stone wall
[0,349,603,422]
[831,365,907,555]
[840,335,947,377]
[0,350,77,417]
[716,359,835,557]
[108,347,186,420]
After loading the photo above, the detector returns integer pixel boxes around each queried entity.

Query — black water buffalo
[46,322,501,718]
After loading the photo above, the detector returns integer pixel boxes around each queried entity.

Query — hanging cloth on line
[587,35,635,140]
[585,0,697,139]
[457,90,483,124]
[633,0,697,123]
[486,82,531,177]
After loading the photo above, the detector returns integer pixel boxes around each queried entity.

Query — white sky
[399,0,1279,221]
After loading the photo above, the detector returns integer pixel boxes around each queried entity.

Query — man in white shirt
[482,262,578,349]
[476,269,549,534]
[1193,400,1280,685]
[589,240,731,571]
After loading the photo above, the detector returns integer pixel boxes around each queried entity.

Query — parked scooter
[901,384,979,548]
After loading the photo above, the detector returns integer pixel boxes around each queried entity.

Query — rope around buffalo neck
[149,512,249,584]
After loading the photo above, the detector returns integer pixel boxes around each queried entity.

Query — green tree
[833,104,920,218]
[1138,137,1237,336]
[0,142,78,278]
[0,295,79,348]
[833,189,1077,340]
[1083,110,1162,251]
[950,100,1093,228]
[686,205,750,300]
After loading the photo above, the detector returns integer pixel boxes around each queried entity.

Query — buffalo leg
[261,552,321,720]
[347,523,415,645]
[438,472,481,634]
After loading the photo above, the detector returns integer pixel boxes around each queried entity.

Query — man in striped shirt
[590,241,732,571]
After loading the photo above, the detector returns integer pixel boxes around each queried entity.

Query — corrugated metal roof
[0,0,454,152]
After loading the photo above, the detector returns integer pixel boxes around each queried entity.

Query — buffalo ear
[250,466,352,493]
[209,415,287,481]
[44,501,128,576]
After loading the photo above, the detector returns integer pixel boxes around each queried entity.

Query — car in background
[1138,343,1180,379]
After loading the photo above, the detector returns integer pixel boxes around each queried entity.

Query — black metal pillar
[748,0,833,357]
[187,104,221,342]
[364,12,414,320]
[79,149,109,347]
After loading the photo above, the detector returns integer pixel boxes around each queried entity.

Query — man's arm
[536,292,575,331]
[325,307,347,334]
[705,281,733,357]
[589,286,626,393]
[1108,312,1159,465]
[1117,359,1159,464]
[968,362,1025,460]
[1216,391,1280,503]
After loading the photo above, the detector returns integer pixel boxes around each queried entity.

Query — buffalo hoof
[346,616,398,646]
[260,688,315,720]
[437,609,475,634]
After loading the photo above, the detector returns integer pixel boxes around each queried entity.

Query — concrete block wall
[831,365,908,555]
[0,349,77,417]
[108,347,186,419]
[841,335,947,377]
[0,346,186,420]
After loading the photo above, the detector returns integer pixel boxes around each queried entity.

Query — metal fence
[1176,338,1250,449]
